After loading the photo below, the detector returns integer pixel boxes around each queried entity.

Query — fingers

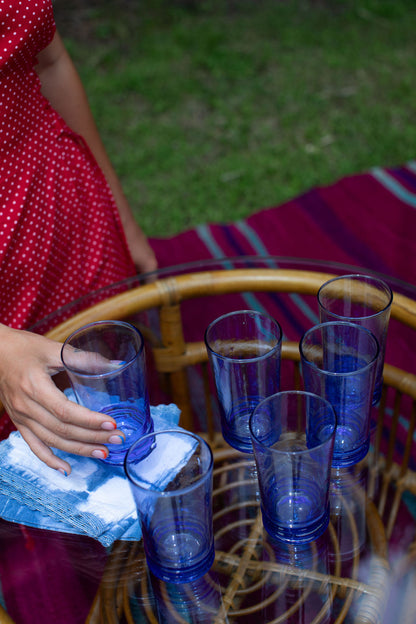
[22,415,124,456]
[18,427,74,475]
[17,425,122,476]
[19,386,126,444]
[7,378,128,474]
[24,405,125,447]
[9,372,117,431]
[123,221,158,275]
[16,400,126,475]
[61,345,125,374]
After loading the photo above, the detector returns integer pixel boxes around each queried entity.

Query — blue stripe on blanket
[371,167,416,208]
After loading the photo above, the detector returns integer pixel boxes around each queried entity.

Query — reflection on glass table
[92,450,390,623]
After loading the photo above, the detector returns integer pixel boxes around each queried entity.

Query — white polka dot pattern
[0,0,136,331]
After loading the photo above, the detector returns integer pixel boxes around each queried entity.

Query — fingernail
[101,421,117,431]
[58,468,68,477]
[92,449,107,459]
[109,435,125,445]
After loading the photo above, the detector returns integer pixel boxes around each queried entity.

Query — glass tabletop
[29,255,416,336]
[1,446,407,624]
[1,256,416,624]
[88,450,395,624]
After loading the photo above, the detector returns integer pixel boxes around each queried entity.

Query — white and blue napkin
[0,403,181,547]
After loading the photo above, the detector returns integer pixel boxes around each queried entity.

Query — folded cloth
[0,403,181,547]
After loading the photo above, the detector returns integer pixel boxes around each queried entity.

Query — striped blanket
[151,162,416,286]
[150,161,416,377]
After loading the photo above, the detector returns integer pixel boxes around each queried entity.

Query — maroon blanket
[151,162,416,285]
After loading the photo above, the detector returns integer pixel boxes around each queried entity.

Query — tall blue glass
[318,274,392,405]
[300,321,379,467]
[205,310,282,453]
[250,391,336,544]
[61,320,153,465]
[125,430,214,584]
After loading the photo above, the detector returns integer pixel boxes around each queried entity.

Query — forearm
[35,33,157,272]
[36,33,129,217]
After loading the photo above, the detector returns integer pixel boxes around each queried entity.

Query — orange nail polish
[92,449,107,459]
[101,421,116,431]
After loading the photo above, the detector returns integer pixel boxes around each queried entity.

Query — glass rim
[204,309,283,363]
[317,273,393,320]
[61,319,145,378]
[299,321,380,377]
[249,390,337,454]
[124,429,214,496]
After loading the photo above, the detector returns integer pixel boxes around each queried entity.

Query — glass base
[262,506,330,544]
[220,397,264,453]
[332,438,369,468]
[101,404,154,465]
[222,430,253,453]
[147,543,215,584]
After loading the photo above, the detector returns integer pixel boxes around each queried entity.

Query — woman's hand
[118,208,158,275]
[0,324,125,475]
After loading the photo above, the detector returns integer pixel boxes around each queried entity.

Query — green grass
[54,0,416,237]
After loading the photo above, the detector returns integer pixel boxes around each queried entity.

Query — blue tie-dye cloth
[0,403,180,547]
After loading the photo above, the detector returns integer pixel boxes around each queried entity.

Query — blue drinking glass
[125,430,215,584]
[250,391,336,544]
[300,321,379,467]
[318,274,392,405]
[61,320,153,465]
[205,310,282,453]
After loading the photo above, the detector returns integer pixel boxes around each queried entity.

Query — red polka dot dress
[0,0,136,332]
